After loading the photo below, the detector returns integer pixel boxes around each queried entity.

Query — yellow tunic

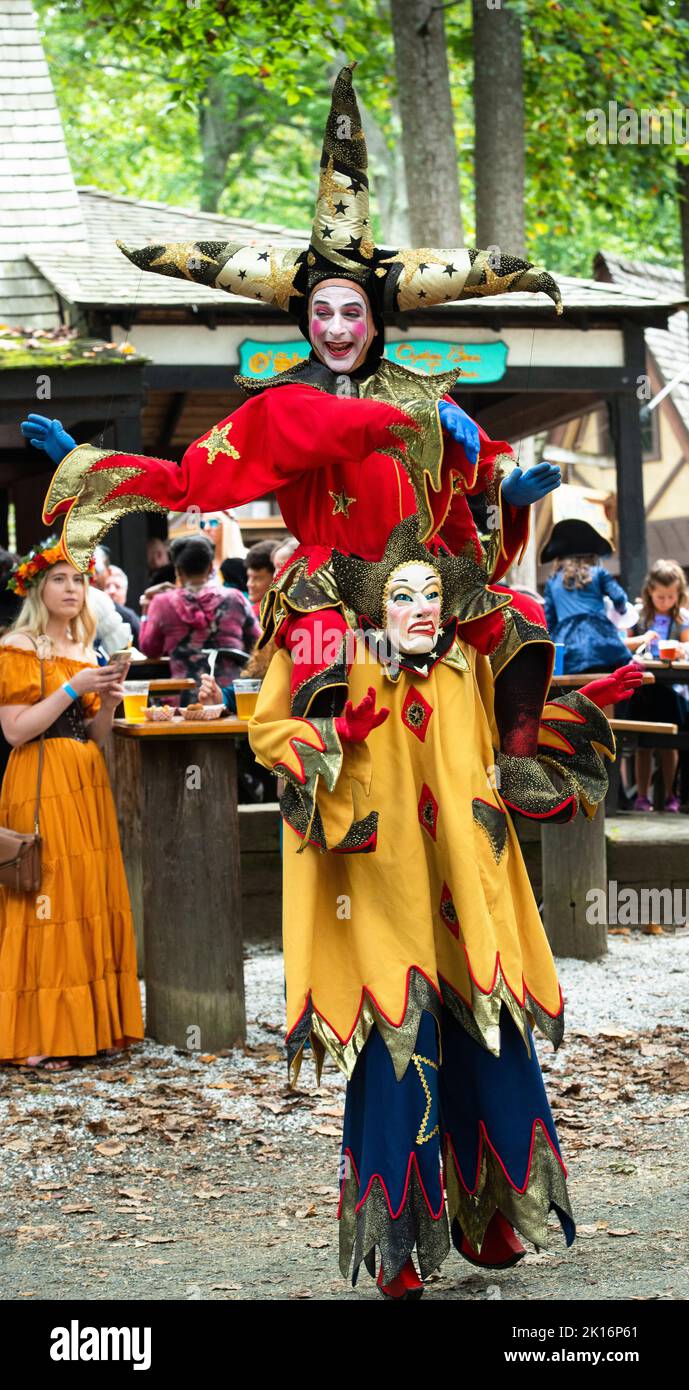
[249,639,564,1084]
[0,645,144,1062]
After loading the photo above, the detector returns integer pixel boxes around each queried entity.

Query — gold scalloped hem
[286,969,443,1087]
[439,968,565,1058]
[286,964,563,1088]
[445,1124,575,1256]
[338,1163,450,1285]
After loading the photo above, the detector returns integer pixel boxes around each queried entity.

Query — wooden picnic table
[147,678,196,695]
[551,663,689,688]
[540,709,680,963]
[107,715,251,1051]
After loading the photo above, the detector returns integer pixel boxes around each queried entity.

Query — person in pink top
[139,535,260,702]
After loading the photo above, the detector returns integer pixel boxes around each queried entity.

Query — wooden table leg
[541,803,608,960]
[139,735,246,1050]
[103,732,144,969]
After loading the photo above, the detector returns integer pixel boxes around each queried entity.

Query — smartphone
[107,650,131,675]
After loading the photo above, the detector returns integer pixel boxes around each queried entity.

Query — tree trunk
[677,158,689,292]
[677,0,689,290]
[472,0,525,257]
[198,69,237,212]
[389,0,464,245]
[357,93,410,245]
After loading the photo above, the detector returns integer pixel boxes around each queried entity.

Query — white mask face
[309,283,373,373]
[384,562,442,654]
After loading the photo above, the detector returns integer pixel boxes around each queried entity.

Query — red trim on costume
[332,829,378,855]
[417,782,439,840]
[439,951,565,1023]
[283,819,377,854]
[500,793,578,823]
[543,699,587,725]
[286,959,564,1052]
[473,795,506,816]
[285,966,443,1048]
[274,717,328,786]
[338,1148,446,1223]
[444,1116,568,1195]
[401,686,433,743]
[439,882,459,938]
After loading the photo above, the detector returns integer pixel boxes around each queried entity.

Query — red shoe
[458,1211,526,1269]
[377,1256,424,1300]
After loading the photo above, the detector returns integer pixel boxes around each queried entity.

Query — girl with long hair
[0,541,144,1070]
[626,559,689,812]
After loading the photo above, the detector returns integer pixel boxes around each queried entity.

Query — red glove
[335,687,390,744]
[579,662,644,709]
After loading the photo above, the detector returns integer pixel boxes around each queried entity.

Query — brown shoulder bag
[0,637,45,892]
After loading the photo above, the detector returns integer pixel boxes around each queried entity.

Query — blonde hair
[639,559,689,629]
[554,554,598,589]
[8,566,97,654]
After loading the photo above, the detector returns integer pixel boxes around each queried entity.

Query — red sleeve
[45,386,414,525]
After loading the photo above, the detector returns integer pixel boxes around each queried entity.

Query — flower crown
[7,535,96,598]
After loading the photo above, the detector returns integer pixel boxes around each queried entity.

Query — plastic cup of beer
[658,640,679,662]
[122,680,150,723]
[233,678,261,721]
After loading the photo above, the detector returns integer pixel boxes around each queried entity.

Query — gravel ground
[0,930,687,1302]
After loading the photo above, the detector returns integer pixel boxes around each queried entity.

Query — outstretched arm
[39,386,414,571]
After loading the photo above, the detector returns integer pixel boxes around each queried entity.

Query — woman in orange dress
[0,540,144,1071]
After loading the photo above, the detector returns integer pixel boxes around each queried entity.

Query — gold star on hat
[117,66,562,319]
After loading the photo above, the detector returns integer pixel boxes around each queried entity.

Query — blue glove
[502,462,561,507]
[438,400,479,469]
[20,414,76,465]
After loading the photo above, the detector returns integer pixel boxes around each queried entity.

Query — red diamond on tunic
[401,686,433,743]
[417,782,438,840]
[439,882,459,937]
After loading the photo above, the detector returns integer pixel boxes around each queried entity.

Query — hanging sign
[238,338,508,382]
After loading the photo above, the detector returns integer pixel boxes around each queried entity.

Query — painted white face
[309,283,373,373]
[385,563,442,654]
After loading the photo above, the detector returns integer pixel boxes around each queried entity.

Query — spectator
[139,534,260,702]
[271,535,300,577]
[88,584,138,657]
[625,559,689,813]
[104,564,141,645]
[0,544,143,1070]
[220,557,248,594]
[541,517,631,673]
[147,536,170,577]
[245,539,276,617]
[0,549,21,787]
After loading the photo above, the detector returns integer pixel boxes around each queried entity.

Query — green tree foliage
[34,0,689,274]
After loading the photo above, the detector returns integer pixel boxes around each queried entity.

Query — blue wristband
[62,681,79,700]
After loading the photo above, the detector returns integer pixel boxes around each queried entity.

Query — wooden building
[2,0,687,609]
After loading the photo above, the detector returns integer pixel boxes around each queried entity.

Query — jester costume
[247,519,615,1287]
[41,65,561,747]
[31,65,610,1295]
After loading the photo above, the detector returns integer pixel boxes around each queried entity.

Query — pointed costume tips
[116,237,304,312]
[116,65,563,321]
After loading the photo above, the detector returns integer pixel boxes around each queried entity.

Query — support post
[541,804,608,960]
[139,733,246,1050]
[608,323,647,603]
[111,413,149,615]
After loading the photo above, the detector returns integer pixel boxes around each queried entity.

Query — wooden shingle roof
[0,0,88,328]
[27,196,688,320]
